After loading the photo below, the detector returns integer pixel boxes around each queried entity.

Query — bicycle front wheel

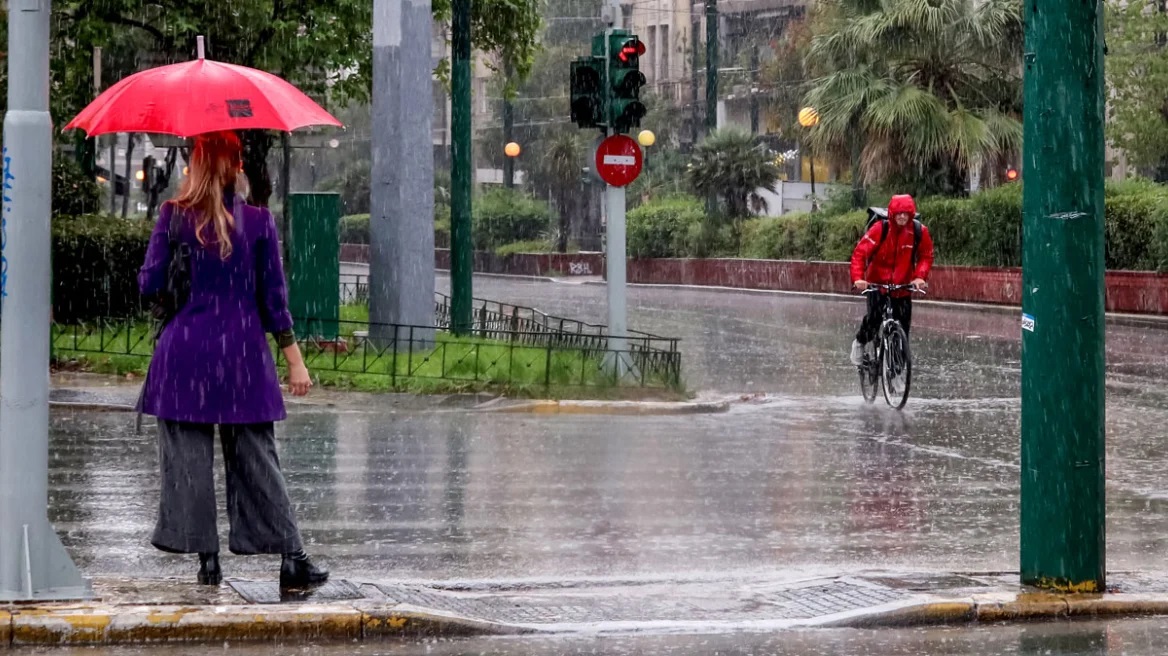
[859,340,878,403]
[881,324,912,409]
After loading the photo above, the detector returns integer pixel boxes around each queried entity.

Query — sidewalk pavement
[7,571,1168,647]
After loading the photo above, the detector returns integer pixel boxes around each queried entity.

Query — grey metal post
[370,0,436,339]
[121,133,135,218]
[1,0,90,601]
[603,0,629,376]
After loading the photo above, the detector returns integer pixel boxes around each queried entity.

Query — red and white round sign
[594,134,644,187]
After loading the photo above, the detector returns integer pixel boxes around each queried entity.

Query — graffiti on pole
[1,147,11,300]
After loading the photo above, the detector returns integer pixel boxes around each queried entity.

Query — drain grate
[229,579,364,604]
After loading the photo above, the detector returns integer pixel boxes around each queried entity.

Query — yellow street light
[798,107,820,128]
[637,130,656,147]
[504,142,521,158]
[135,170,145,182]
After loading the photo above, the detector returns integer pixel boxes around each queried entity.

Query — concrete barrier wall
[338,244,1168,315]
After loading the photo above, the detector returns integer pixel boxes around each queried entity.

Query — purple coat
[138,196,292,425]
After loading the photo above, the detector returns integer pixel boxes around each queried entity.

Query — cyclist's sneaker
[850,339,864,366]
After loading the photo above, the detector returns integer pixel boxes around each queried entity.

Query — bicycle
[858,284,925,409]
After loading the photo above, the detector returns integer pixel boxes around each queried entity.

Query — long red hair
[172,131,242,259]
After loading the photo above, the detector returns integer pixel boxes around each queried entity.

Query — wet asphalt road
[25,616,1168,655]
[48,277,1168,584]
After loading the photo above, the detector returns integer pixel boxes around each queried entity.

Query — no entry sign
[595,134,643,187]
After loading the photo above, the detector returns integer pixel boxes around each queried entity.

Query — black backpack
[865,207,923,267]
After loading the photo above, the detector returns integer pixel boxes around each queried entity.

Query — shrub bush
[339,214,370,245]
[741,212,825,260]
[52,214,153,323]
[494,240,552,257]
[473,188,553,251]
[53,157,103,218]
[627,195,706,258]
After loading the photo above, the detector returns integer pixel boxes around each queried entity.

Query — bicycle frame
[858,284,925,406]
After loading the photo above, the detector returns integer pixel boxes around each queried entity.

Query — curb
[11,588,1168,646]
[833,593,1168,629]
[479,399,730,416]
[0,603,526,648]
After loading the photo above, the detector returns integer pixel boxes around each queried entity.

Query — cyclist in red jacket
[849,194,935,365]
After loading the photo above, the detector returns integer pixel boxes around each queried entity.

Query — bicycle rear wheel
[881,324,912,409]
[859,340,878,403]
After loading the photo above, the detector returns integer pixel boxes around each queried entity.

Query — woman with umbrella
[67,39,341,587]
[136,130,327,588]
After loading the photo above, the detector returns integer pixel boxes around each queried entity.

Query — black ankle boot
[280,550,329,588]
[197,552,221,586]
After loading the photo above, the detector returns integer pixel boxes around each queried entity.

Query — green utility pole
[704,0,718,134]
[1020,0,1106,592]
[503,61,515,189]
[450,0,473,336]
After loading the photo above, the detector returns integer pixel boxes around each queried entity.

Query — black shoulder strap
[912,219,922,267]
[166,204,182,245]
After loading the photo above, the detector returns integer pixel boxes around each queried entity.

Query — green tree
[48,1,543,204]
[686,128,780,219]
[1106,0,1168,176]
[803,0,1023,197]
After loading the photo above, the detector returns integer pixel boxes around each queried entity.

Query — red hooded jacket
[850,195,935,296]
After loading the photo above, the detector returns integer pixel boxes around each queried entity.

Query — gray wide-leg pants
[152,420,304,555]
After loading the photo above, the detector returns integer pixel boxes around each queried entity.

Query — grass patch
[50,314,683,397]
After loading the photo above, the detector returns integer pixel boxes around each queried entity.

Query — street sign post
[595,134,643,188]
[595,134,642,376]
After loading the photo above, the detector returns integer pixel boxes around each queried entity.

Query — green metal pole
[1020,0,1106,592]
[704,0,718,135]
[704,0,718,215]
[451,0,474,336]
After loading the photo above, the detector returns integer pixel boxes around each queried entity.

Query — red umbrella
[65,37,342,138]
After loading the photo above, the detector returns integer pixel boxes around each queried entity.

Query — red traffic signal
[1006,167,1019,182]
[618,39,646,64]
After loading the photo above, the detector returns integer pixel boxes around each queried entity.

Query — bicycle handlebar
[860,284,927,296]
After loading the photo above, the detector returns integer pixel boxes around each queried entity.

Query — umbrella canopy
[65,38,342,138]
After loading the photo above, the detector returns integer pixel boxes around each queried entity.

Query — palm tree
[686,128,781,219]
[538,130,586,253]
[803,0,1023,197]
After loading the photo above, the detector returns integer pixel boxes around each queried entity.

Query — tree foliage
[686,128,780,219]
[803,0,1023,195]
[1106,0,1168,174]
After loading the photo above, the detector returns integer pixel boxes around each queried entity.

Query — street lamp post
[504,142,520,189]
[798,107,819,211]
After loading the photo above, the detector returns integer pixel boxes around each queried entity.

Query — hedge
[52,214,153,323]
[735,181,1168,271]
[627,195,707,258]
[473,188,552,251]
[337,189,544,251]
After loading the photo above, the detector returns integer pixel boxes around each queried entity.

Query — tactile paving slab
[375,579,910,625]
[229,579,364,605]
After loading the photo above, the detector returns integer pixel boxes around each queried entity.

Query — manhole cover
[229,579,363,604]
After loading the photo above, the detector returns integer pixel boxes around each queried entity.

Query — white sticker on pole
[1021,313,1035,333]
[602,155,637,166]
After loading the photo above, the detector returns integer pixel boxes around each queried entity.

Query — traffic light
[1006,167,1020,182]
[570,57,603,129]
[607,33,646,133]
